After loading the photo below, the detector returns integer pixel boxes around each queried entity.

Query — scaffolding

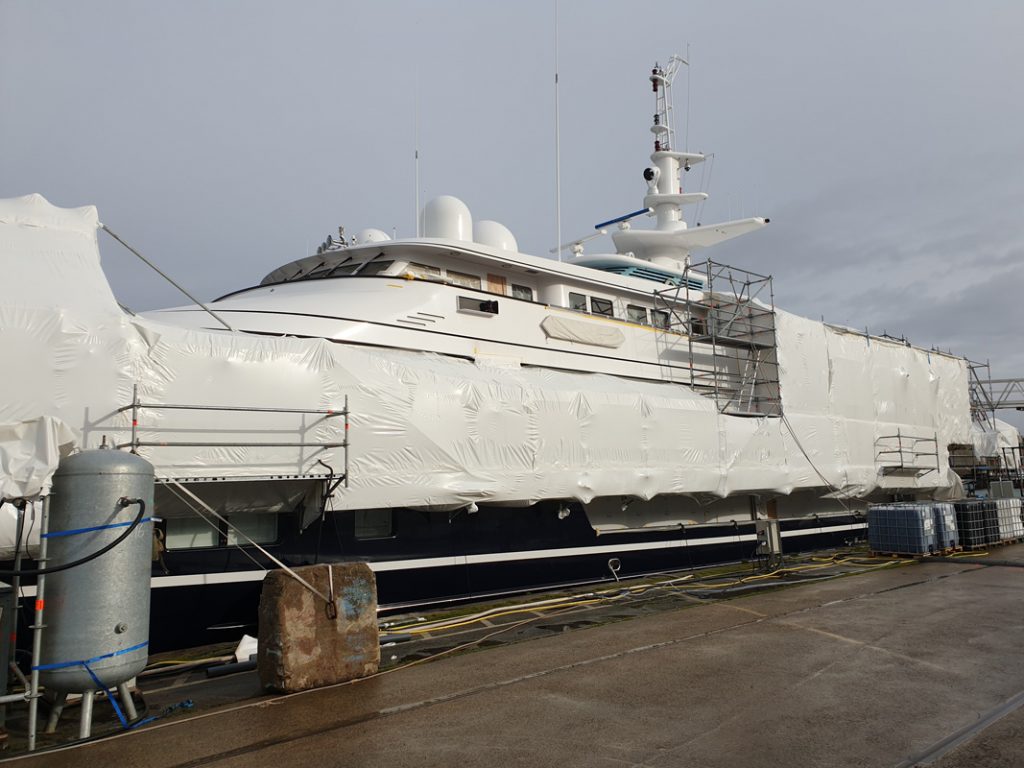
[113,386,349,516]
[874,429,939,477]
[969,360,1024,430]
[654,259,782,417]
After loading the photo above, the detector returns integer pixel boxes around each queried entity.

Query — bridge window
[326,263,360,277]
[569,292,587,312]
[627,305,649,325]
[590,297,614,317]
[448,270,481,289]
[406,262,442,280]
[652,309,670,329]
[511,284,534,301]
[357,260,394,276]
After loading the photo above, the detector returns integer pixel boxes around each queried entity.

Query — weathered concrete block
[258,563,379,693]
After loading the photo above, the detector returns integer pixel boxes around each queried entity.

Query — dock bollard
[257,563,379,693]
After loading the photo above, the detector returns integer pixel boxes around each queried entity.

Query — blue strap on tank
[41,518,154,538]
[33,640,149,729]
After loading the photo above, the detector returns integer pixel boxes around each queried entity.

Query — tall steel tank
[39,450,154,693]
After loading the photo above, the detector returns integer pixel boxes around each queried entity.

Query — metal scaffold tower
[968,360,1024,429]
[654,260,781,417]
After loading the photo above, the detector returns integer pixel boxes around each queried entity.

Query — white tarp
[0,417,76,499]
[0,195,973,524]
[970,418,1021,468]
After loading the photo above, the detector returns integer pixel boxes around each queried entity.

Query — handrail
[115,386,349,457]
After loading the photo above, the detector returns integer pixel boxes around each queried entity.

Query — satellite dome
[352,228,391,244]
[473,220,518,252]
[421,195,472,241]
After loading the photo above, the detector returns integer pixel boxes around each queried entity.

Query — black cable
[0,498,146,577]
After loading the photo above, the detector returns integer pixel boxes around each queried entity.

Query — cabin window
[447,270,482,289]
[627,305,649,325]
[457,296,499,315]
[568,292,587,312]
[406,262,442,280]
[590,297,614,317]
[354,509,394,540]
[164,517,219,550]
[357,260,394,276]
[652,309,670,329]
[226,513,278,545]
[511,284,534,301]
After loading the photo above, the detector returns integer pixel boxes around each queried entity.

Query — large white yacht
[153,61,774,416]
[0,58,971,650]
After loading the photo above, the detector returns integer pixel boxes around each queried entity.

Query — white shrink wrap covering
[970,419,1021,468]
[0,195,973,527]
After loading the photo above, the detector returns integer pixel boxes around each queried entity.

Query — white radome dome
[421,195,472,241]
[352,228,391,244]
[473,220,518,252]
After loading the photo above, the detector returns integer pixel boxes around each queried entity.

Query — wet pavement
[5,547,1024,767]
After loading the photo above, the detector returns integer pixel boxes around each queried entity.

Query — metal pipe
[344,395,350,489]
[117,682,137,720]
[115,402,347,416]
[8,504,24,676]
[101,224,236,332]
[26,495,50,752]
[79,690,94,740]
[44,691,66,733]
[204,658,257,678]
[130,384,139,454]
[115,441,348,449]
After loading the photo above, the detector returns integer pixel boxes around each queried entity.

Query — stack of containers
[984,500,1002,544]
[931,502,959,551]
[867,503,937,555]
[994,498,1024,542]
[953,500,999,548]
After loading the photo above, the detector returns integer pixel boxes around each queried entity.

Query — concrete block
[258,563,379,693]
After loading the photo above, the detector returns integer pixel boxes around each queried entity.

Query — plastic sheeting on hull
[0,195,972,520]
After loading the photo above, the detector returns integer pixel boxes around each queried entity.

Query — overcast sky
[2,1,1023,427]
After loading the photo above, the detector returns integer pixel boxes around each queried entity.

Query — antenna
[685,43,691,152]
[414,80,421,237]
[554,0,562,262]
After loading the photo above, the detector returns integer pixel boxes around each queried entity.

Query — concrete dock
[7,549,1024,767]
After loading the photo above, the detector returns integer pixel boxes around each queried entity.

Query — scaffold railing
[113,385,349,487]
[874,429,939,477]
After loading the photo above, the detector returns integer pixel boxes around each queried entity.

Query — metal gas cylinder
[39,449,154,693]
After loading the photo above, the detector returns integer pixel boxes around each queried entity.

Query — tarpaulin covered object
[0,195,974,531]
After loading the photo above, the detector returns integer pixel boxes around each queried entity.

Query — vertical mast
[414,117,420,237]
[554,1,562,261]
[647,55,699,233]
